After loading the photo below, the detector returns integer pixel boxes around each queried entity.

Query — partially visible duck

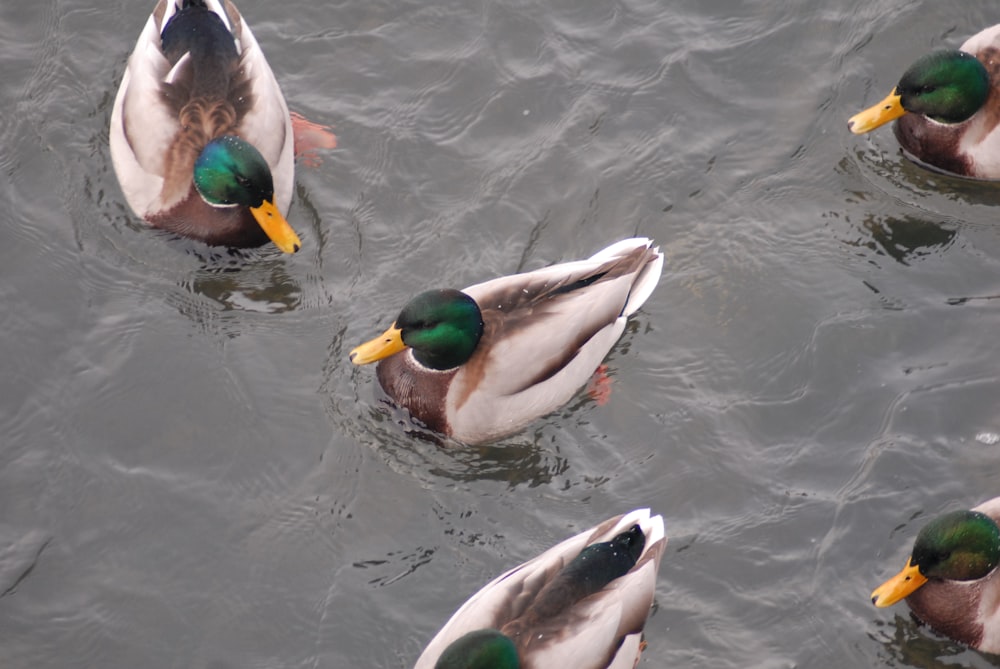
[349,238,664,445]
[848,25,1000,179]
[414,508,667,669]
[110,0,302,251]
[871,496,1000,652]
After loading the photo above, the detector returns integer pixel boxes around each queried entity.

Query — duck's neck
[907,575,990,648]
[148,187,268,248]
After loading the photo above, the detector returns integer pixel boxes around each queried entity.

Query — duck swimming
[110,0,302,251]
[414,508,667,669]
[848,25,1000,179]
[349,238,664,445]
[871,496,1000,652]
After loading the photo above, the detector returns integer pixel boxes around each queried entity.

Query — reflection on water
[871,615,1000,669]
[359,398,568,489]
[140,249,308,318]
[353,538,437,589]
[426,440,570,488]
[945,293,1000,307]
[895,156,1000,207]
[186,263,302,314]
[844,214,957,266]
[848,142,1000,208]
[0,528,51,597]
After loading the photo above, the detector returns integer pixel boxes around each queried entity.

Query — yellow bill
[350,324,407,364]
[871,557,928,608]
[848,89,906,134]
[250,199,302,253]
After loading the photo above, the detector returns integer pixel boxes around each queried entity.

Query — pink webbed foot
[587,363,614,406]
[291,111,337,167]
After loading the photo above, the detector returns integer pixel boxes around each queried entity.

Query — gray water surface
[3,0,1000,667]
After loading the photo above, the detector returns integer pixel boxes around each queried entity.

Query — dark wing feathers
[158,1,254,126]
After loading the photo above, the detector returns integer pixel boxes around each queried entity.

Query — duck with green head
[871,496,1000,652]
[349,238,664,445]
[110,0,302,252]
[848,25,1000,179]
[414,508,667,669]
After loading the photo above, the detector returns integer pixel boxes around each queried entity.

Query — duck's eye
[236,175,252,188]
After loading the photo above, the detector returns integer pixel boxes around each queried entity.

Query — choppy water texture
[3,0,1000,667]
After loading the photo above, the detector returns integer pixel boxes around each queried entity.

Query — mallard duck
[349,238,664,445]
[848,25,1000,179]
[414,508,667,669]
[109,0,301,252]
[871,496,1000,652]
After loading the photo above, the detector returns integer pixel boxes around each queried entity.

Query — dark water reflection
[352,399,572,489]
[872,616,1000,669]
[849,214,957,266]
[187,263,303,314]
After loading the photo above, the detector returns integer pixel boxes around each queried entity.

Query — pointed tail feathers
[588,238,663,317]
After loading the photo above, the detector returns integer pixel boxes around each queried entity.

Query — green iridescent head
[396,289,485,370]
[896,50,990,124]
[911,509,1000,581]
[193,135,274,208]
[434,629,519,669]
